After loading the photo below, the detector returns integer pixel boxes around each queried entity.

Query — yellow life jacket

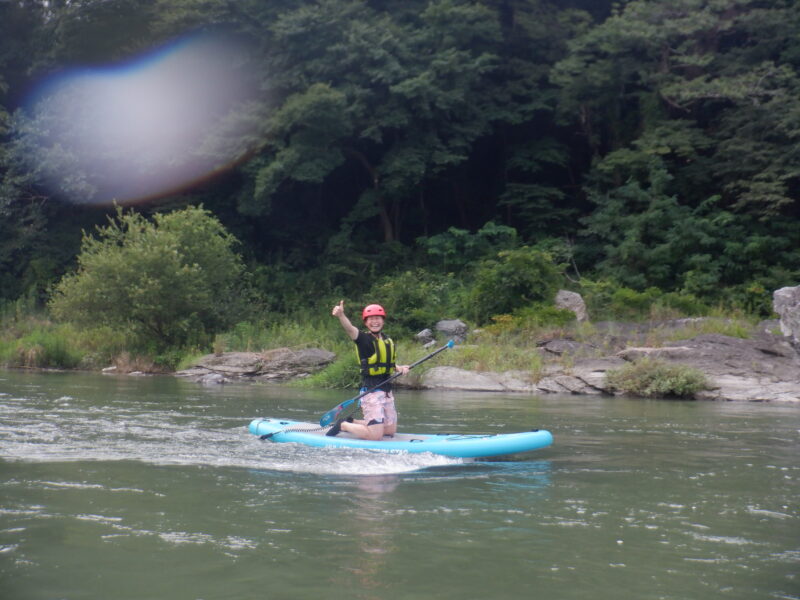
[357,334,396,378]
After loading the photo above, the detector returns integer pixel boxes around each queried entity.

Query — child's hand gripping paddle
[319,340,455,427]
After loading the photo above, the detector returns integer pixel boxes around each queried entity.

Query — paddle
[319,339,455,427]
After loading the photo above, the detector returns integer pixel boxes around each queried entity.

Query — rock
[200,373,228,385]
[416,332,800,401]
[176,347,336,383]
[421,366,506,391]
[415,328,435,345]
[419,358,625,395]
[435,319,468,343]
[759,319,782,335]
[170,307,800,402]
[539,339,596,357]
[619,333,800,402]
[568,358,628,392]
[174,366,211,379]
[496,370,538,392]
[773,286,800,348]
[198,352,265,375]
[555,289,589,322]
[616,346,695,362]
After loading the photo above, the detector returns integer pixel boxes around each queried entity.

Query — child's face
[365,315,385,333]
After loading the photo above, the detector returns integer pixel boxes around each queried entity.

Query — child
[327,301,409,440]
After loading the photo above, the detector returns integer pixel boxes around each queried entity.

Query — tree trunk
[376,194,395,243]
[347,148,395,242]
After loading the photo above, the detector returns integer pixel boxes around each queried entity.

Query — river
[1,369,798,600]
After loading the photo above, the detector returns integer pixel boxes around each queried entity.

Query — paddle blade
[319,398,354,427]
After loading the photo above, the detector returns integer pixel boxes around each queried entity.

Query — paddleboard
[249,418,553,459]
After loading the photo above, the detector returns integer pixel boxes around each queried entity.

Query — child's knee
[365,427,384,441]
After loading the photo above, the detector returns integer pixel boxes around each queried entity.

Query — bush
[297,354,361,389]
[468,247,562,324]
[605,358,709,398]
[366,269,465,334]
[417,221,518,272]
[483,304,576,336]
[0,325,83,369]
[49,205,248,356]
[580,280,709,321]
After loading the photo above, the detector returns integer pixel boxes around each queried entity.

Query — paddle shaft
[357,338,454,396]
[319,339,454,427]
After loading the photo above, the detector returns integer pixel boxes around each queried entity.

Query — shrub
[417,221,518,272]
[297,354,361,389]
[580,280,709,321]
[442,342,545,377]
[483,304,576,336]
[366,269,465,334]
[663,317,753,341]
[0,326,83,369]
[653,291,709,318]
[467,247,562,324]
[605,358,709,399]
[49,205,248,356]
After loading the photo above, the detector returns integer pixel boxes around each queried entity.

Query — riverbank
[175,318,800,403]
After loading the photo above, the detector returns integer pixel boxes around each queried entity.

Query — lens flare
[22,33,258,204]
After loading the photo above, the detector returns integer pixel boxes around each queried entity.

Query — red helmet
[362,304,386,321]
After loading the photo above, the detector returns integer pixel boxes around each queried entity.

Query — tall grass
[219,316,345,353]
[605,358,709,398]
[0,280,765,383]
[0,324,83,369]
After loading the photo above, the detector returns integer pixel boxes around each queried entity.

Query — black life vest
[357,333,396,379]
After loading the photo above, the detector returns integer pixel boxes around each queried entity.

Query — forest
[1,0,799,369]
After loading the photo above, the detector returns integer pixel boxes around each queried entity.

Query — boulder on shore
[773,286,800,349]
[435,319,469,343]
[175,347,335,384]
[171,306,800,402]
[409,331,800,402]
[555,289,589,322]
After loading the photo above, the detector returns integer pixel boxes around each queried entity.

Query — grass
[660,316,755,342]
[0,301,762,393]
[0,322,83,369]
[605,358,710,399]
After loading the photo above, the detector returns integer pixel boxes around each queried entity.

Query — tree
[49,206,248,353]
[555,0,800,296]
[246,0,505,243]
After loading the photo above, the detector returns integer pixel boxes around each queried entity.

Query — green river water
[1,369,798,600]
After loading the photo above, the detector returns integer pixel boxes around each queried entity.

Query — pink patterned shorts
[360,390,397,426]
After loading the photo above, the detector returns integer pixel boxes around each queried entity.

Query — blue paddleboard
[249,418,553,459]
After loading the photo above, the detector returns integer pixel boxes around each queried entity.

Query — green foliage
[253,0,509,241]
[605,358,709,399]
[442,342,545,377]
[49,205,248,358]
[220,315,345,355]
[3,0,800,340]
[499,138,574,236]
[249,83,350,214]
[579,280,709,321]
[0,324,83,369]
[297,354,361,390]
[416,222,518,272]
[483,305,576,337]
[366,269,466,334]
[468,247,563,324]
[561,0,800,298]
[663,318,753,342]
